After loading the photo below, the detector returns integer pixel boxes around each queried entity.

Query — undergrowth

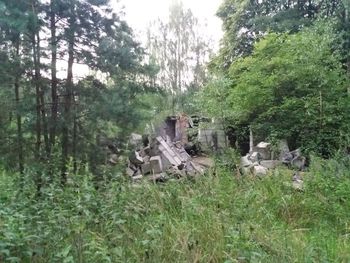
[0,156,350,262]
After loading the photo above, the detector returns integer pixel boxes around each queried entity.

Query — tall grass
[0,157,349,262]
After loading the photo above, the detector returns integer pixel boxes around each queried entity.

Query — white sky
[59,0,224,80]
[114,0,223,50]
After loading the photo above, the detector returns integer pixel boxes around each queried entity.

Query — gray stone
[292,180,304,190]
[126,167,135,177]
[129,151,144,165]
[198,128,227,150]
[254,142,271,160]
[139,146,151,158]
[141,162,152,175]
[166,167,186,178]
[109,154,118,165]
[132,174,143,181]
[191,157,214,168]
[292,172,304,190]
[189,161,205,174]
[254,165,268,176]
[143,155,150,163]
[290,148,302,158]
[278,139,290,160]
[256,142,271,148]
[150,156,163,174]
[260,160,282,169]
[241,166,253,175]
[156,136,183,167]
[281,152,293,164]
[240,155,253,168]
[291,156,306,170]
[279,139,290,152]
[129,133,143,147]
[249,152,261,163]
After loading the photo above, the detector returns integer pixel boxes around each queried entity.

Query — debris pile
[126,113,218,182]
[240,140,306,176]
[127,135,212,182]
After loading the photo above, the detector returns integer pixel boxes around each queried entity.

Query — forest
[0,0,349,262]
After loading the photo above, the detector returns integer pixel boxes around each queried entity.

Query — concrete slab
[150,156,163,174]
[254,165,268,176]
[260,160,282,169]
[141,162,151,175]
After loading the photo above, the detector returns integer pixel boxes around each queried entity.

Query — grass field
[1,156,350,262]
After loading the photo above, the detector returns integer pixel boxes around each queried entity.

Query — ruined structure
[126,114,215,182]
[240,139,306,177]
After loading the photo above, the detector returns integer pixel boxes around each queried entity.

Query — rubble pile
[125,114,220,182]
[240,140,306,177]
[127,134,212,182]
[125,114,306,187]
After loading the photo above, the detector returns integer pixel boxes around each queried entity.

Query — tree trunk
[31,28,43,194]
[61,17,75,184]
[249,126,254,153]
[36,32,50,158]
[345,3,350,95]
[50,0,58,148]
[32,33,41,162]
[73,113,77,173]
[14,39,24,175]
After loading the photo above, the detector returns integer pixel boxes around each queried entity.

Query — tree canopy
[0,0,156,179]
[213,0,347,70]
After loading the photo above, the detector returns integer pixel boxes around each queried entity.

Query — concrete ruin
[240,139,306,177]
[126,114,215,182]
[125,115,306,186]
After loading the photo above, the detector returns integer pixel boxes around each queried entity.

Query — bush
[0,157,349,262]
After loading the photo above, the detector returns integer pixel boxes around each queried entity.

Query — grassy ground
[1,156,350,262]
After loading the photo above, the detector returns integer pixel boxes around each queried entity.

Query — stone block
[141,162,151,175]
[249,152,261,163]
[150,156,163,174]
[129,151,144,166]
[132,174,143,181]
[198,129,227,150]
[254,165,268,177]
[139,146,151,158]
[281,152,293,164]
[255,142,271,160]
[260,160,282,169]
[240,154,252,168]
[109,154,118,165]
[126,167,135,177]
[241,166,253,175]
[291,156,306,170]
[129,133,143,147]
[290,148,301,158]
[256,142,271,148]
[278,139,290,152]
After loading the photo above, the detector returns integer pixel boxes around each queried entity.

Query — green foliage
[0,0,158,174]
[198,75,232,119]
[1,157,350,262]
[213,0,345,70]
[146,0,212,97]
[204,22,350,156]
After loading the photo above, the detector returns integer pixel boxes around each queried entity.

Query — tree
[48,0,58,149]
[213,0,344,71]
[214,22,350,155]
[146,0,212,112]
[53,0,142,179]
[0,0,155,184]
[0,0,32,174]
